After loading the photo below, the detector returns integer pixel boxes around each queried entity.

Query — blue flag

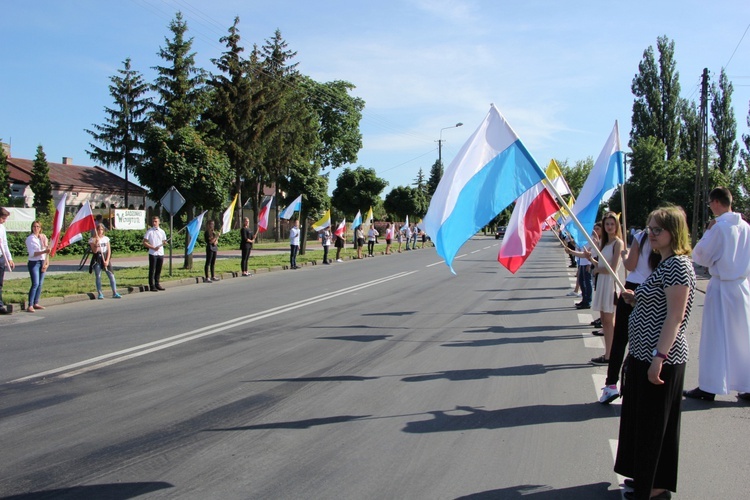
[566,121,625,247]
[185,211,207,255]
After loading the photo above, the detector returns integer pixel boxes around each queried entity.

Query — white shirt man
[686,187,750,401]
[289,219,300,269]
[143,216,168,291]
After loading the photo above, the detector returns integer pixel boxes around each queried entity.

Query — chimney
[62,157,73,165]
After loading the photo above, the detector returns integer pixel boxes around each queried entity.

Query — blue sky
[1,0,749,196]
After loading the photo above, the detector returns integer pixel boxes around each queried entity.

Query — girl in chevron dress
[614,205,696,500]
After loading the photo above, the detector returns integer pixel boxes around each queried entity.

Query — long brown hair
[599,211,622,249]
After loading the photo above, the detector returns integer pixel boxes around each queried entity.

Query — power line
[723,22,750,70]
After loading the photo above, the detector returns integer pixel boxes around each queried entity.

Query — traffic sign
[161,186,185,216]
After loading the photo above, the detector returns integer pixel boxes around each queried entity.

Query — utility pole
[691,68,710,246]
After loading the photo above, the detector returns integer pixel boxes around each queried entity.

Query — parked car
[495,226,507,239]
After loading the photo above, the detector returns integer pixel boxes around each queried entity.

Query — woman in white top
[588,212,624,365]
[25,220,50,312]
[89,223,122,300]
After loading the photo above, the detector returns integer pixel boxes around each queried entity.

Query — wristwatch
[652,348,668,361]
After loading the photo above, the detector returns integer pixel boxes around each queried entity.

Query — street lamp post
[437,122,463,167]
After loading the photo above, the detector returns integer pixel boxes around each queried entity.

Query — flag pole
[543,176,626,292]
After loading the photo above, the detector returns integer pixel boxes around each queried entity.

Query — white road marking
[455,254,467,259]
[470,250,481,254]
[577,313,594,324]
[11,271,418,383]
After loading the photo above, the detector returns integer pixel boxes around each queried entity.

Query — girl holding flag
[25,220,51,312]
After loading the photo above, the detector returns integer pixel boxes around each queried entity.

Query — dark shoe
[575,303,591,309]
[738,393,750,402]
[624,478,635,489]
[591,318,602,327]
[683,387,715,401]
[151,288,159,292]
[590,355,609,365]
[592,330,604,336]
[156,285,166,291]
[0,306,8,315]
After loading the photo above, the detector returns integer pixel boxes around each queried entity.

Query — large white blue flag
[566,121,625,247]
[423,104,546,272]
[185,211,207,255]
[279,194,302,220]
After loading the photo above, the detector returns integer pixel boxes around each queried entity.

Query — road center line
[11,271,418,383]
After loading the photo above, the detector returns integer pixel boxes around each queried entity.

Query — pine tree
[427,159,443,198]
[30,145,53,214]
[0,141,10,205]
[86,58,150,208]
[710,68,739,173]
[151,11,207,131]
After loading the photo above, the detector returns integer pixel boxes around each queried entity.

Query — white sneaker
[566,291,580,297]
[599,385,620,404]
[336,258,343,262]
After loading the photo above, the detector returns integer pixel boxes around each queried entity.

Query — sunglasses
[646,226,665,236]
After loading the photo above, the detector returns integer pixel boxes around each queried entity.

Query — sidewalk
[2,248,290,280]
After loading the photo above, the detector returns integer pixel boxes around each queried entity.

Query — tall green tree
[742,102,750,171]
[559,157,593,198]
[151,11,207,131]
[427,159,443,197]
[303,78,364,170]
[710,68,739,173]
[678,98,701,163]
[631,35,682,160]
[204,17,258,226]
[0,141,9,205]
[86,58,151,208]
[137,127,231,211]
[384,186,424,221]
[331,166,387,218]
[29,145,53,214]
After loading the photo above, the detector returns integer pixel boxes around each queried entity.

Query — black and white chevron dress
[627,254,696,364]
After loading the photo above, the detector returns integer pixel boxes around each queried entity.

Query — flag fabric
[400,215,409,232]
[566,121,625,247]
[416,218,425,232]
[423,104,547,272]
[363,207,373,231]
[545,159,570,197]
[185,211,207,255]
[57,202,96,251]
[498,181,560,273]
[279,194,302,220]
[221,194,238,234]
[334,218,346,237]
[312,209,331,231]
[351,210,362,229]
[48,195,67,257]
[257,196,273,233]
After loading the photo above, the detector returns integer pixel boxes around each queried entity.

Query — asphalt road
[0,234,747,499]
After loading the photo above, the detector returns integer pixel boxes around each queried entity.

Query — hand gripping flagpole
[542,176,626,292]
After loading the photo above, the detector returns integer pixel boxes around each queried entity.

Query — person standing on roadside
[384,223,393,255]
[26,220,50,312]
[320,227,332,264]
[289,218,300,269]
[367,224,378,257]
[614,205,695,500]
[334,224,345,262]
[685,186,750,402]
[0,208,15,314]
[143,215,167,291]
[89,223,122,300]
[240,217,254,276]
[204,220,219,282]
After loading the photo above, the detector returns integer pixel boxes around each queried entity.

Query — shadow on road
[402,403,617,433]
[0,482,173,500]
[455,482,620,499]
